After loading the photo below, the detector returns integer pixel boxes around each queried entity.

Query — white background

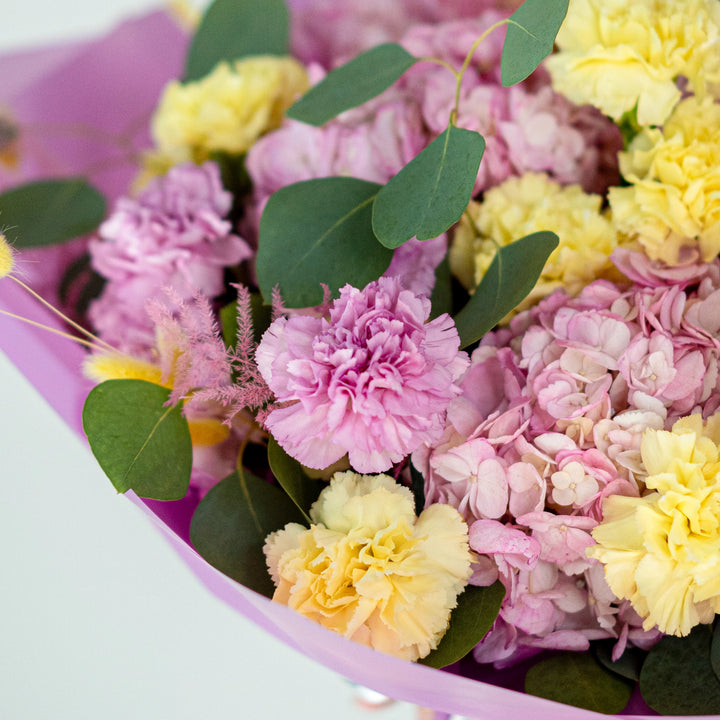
[0,3,419,719]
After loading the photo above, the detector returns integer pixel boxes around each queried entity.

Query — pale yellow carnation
[546,0,720,126]
[589,413,720,636]
[609,96,720,265]
[450,173,620,314]
[264,471,472,661]
[151,56,308,164]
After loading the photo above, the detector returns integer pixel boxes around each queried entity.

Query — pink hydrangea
[88,162,251,355]
[287,0,519,68]
[416,250,720,665]
[256,276,469,473]
[246,81,428,220]
[401,16,622,194]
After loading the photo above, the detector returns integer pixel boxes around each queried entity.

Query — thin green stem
[453,19,510,122]
[417,56,460,80]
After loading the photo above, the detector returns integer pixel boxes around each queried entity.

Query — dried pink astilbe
[145,289,231,410]
[191,285,275,422]
[256,276,469,473]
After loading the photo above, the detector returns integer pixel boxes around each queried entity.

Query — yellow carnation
[450,173,620,314]
[151,56,308,164]
[546,0,720,126]
[264,471,472,661]
[608,96,720,265]
[589,413,720,636]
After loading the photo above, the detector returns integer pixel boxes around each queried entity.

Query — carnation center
[314,311,423,412]
[313,521,419,609]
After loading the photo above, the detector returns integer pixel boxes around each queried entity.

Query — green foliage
[184,0,289,81]
[409,461,426,517]
[429,254,452,320]
[453,231,558,348]
[190,469,306,597]
[0,178,105,248]
[420,582,505,669]
[501,0,569,86]
[257,177,392,307]
[525,652,633,714]
[593,640,646,682]
[82,380,192,500]
[712,621,720,682]
[640,624,720,715]
[267,437,323,524]
[287,44,418,126]
[372,126,485,249]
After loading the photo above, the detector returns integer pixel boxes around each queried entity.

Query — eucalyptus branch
[453,19,510,122]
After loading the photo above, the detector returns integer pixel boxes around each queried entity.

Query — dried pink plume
[256,276,469,473]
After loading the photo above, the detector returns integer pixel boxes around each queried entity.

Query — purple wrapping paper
[1,11,719,720]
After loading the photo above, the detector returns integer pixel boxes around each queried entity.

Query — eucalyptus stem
[452,19,510,123]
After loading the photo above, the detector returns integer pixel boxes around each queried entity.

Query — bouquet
[3,0,720,716]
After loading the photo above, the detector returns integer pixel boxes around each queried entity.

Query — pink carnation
[256,276,468,473]
[88,162,251,355]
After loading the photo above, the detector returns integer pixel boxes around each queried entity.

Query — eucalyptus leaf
[453,231,558,348]
[257,177,392,307]
[0,178,105,247]
[82,380,192,501]
[640,624,720,715]
[409,461,426,517]
[184,0,289,81]
[372,126,485,249]
[712,622,720,682]
[190,469,305,597]
[420,581,505,669]
[429,254,452,320]
[267,437,323,523]
[593,639,646,682]
[526,652,633,714]
[287,44,418,126]
[501,0,569,86]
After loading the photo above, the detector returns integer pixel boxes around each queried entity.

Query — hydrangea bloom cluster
[264,471,472,661]
[400,15,622,195]
[287,0,522,68]
[88,162,251,357]
[256,276,469,473]
[415,249,720,665]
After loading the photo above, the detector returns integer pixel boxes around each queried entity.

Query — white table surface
[0,2,418,719]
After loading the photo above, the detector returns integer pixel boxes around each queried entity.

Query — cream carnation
[609,96,720,265]
[546,0,720,126]
[450,172,620,312]
[151,56,308,164]
[264,472,472,661]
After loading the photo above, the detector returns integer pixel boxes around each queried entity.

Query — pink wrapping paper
[2,11,718,720]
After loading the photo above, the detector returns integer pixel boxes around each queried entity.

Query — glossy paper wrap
[2,11,718,720]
